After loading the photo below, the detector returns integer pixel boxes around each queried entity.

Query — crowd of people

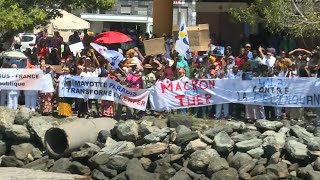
[1,29,320,126]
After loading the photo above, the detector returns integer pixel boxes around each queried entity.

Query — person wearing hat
[176,53,190,77]
[259,46,276,70]
[142,64,156,89]
[245,43,253,59]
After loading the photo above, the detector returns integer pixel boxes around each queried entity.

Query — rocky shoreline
[1,106,320,180]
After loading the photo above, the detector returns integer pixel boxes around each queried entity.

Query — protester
[101,68,118,117]
[40,65,55,115]
[7,64,20,110]
[57,67,73,117]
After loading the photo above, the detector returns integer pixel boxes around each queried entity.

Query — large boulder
[125,158,160,180]
[266,162,289,179]
[291,125,314,141]
[10,143,34,161]
[226,121,246,131]
[5,124,31,141]
[168,115,193,128]
[169,171,191,180]
[48,158,72,173]
[229,152,253,170]
[188,149,219,172]
[205,126,233,139]
[262,133,286,157]
[231,131,260,143]
[247,147,264,159]
[116,120,139,141]
[27,117,54,146]
[14,106,31,125]
[184,139,207,152]
[91,169,108,180]
[285,140,308,160]
[1,156,24,167]
[211,168,239,180]
[68,161,91,176]
[154,162,176,180]
[97,164,118,178]
[175,131,199,146]
[106,155,129,171]
[22,156,54,171]
[255,119,283,131]
[235,138,262,152]
[207,156,229,176]
[143,127,171,143]
[0,107,16,132]
[214,131,234,153]
[133,142,168,157]
[100,140,135,157]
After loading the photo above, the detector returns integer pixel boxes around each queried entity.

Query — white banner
[59,76,149,110]
[149,78,320,111]
[90,43,124,69]
[0,69,43,90]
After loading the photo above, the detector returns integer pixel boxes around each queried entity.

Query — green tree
[230,0,320,38]
[0,0,115,36]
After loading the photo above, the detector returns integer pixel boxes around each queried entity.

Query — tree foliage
[230,0,320,37]
[0,0,115,35]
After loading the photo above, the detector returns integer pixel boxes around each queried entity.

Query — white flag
[90,43,124,69]
[175,17,191,59]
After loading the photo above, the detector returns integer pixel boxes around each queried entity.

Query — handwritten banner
[0,69,43,90]
[149,78,320,111]
[59,76,149,110]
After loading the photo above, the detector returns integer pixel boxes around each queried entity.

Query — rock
[255,119,283,131]
[247,147,264,159]
[307,170,320,180]
[169,171,191,180]
[235,138,262,152]
[100,141,135,158]
[154,162,176,180]
[188,149,219,172]
[98,164,118,178]
[97,130,111,143]
[107,155,129,171]
[313,157,320,171]
[27,117,54,146]
[268,152,281,165]
[184,139,207,152]
[266,162,289,178]
[175,131,199,146]
[0,107,16,132]
[279,127,290,134]
[262,133,286,157]
[69,161,91,176]
[152,118,168,129]
[48,158,72,173]
[285,140,308,160]
[0,140,6,156]
[291,125,314,141]
[71,148,98,160]
[112,172,126,180]
[92,169,108,180]
[143,128,170,143]
[207,156,229,176]
[200,135,213,145]
[168,144,181,154]
[231,131,260,143]
[11,143,33,160]
[239,159,257,174]
[139,125,160,137]
[250,164,266,176]
[133,143,168,157]
[32,148,43,159]
[297,164,314,179]
[168,115,193,128]
[314,127,320,137]
[252,174,277,180]
[204,126,233,139]
[14,106,31,125]
[306,137,320,151]
[125,158,160,180]
[229,152,253,170]
[226,121,246,131]
[289,163,300,171]
[116,120,139,141]
[260,130,276,138]
[6,124,31,141]
[140,157,152,170]
[81,142,101,151]
[214,131,234,153]
[211,168,239,180]
[176,125,192,134]
[22,156,53,170]
[1,156,24,167]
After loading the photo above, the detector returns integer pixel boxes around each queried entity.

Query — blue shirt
[9,58,27,68]
[247,51,253,59]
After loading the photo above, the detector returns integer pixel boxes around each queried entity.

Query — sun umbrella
[0,51,27,59]
[93,31,132,44]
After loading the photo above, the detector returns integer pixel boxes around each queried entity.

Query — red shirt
[235,56,248,70]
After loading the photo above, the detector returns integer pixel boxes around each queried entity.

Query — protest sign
[149,78,320,111]
[0,69,43,90]
[59,76,149,110]
[69,42,84,56]
[143,38,166,56]
[173,24,210,52]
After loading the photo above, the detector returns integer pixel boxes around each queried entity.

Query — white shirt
[41,73,54,93]
[58,75,71,97]
[80,68,101,77]
[262,56,276,68]
[227,70,243,80]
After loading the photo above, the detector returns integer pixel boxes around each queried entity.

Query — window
[137,6,148,16]
[121,5,131,14]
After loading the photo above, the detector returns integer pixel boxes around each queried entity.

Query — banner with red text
[0,69,43,90]
[149,78,320,111]
[59,76,149,110]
